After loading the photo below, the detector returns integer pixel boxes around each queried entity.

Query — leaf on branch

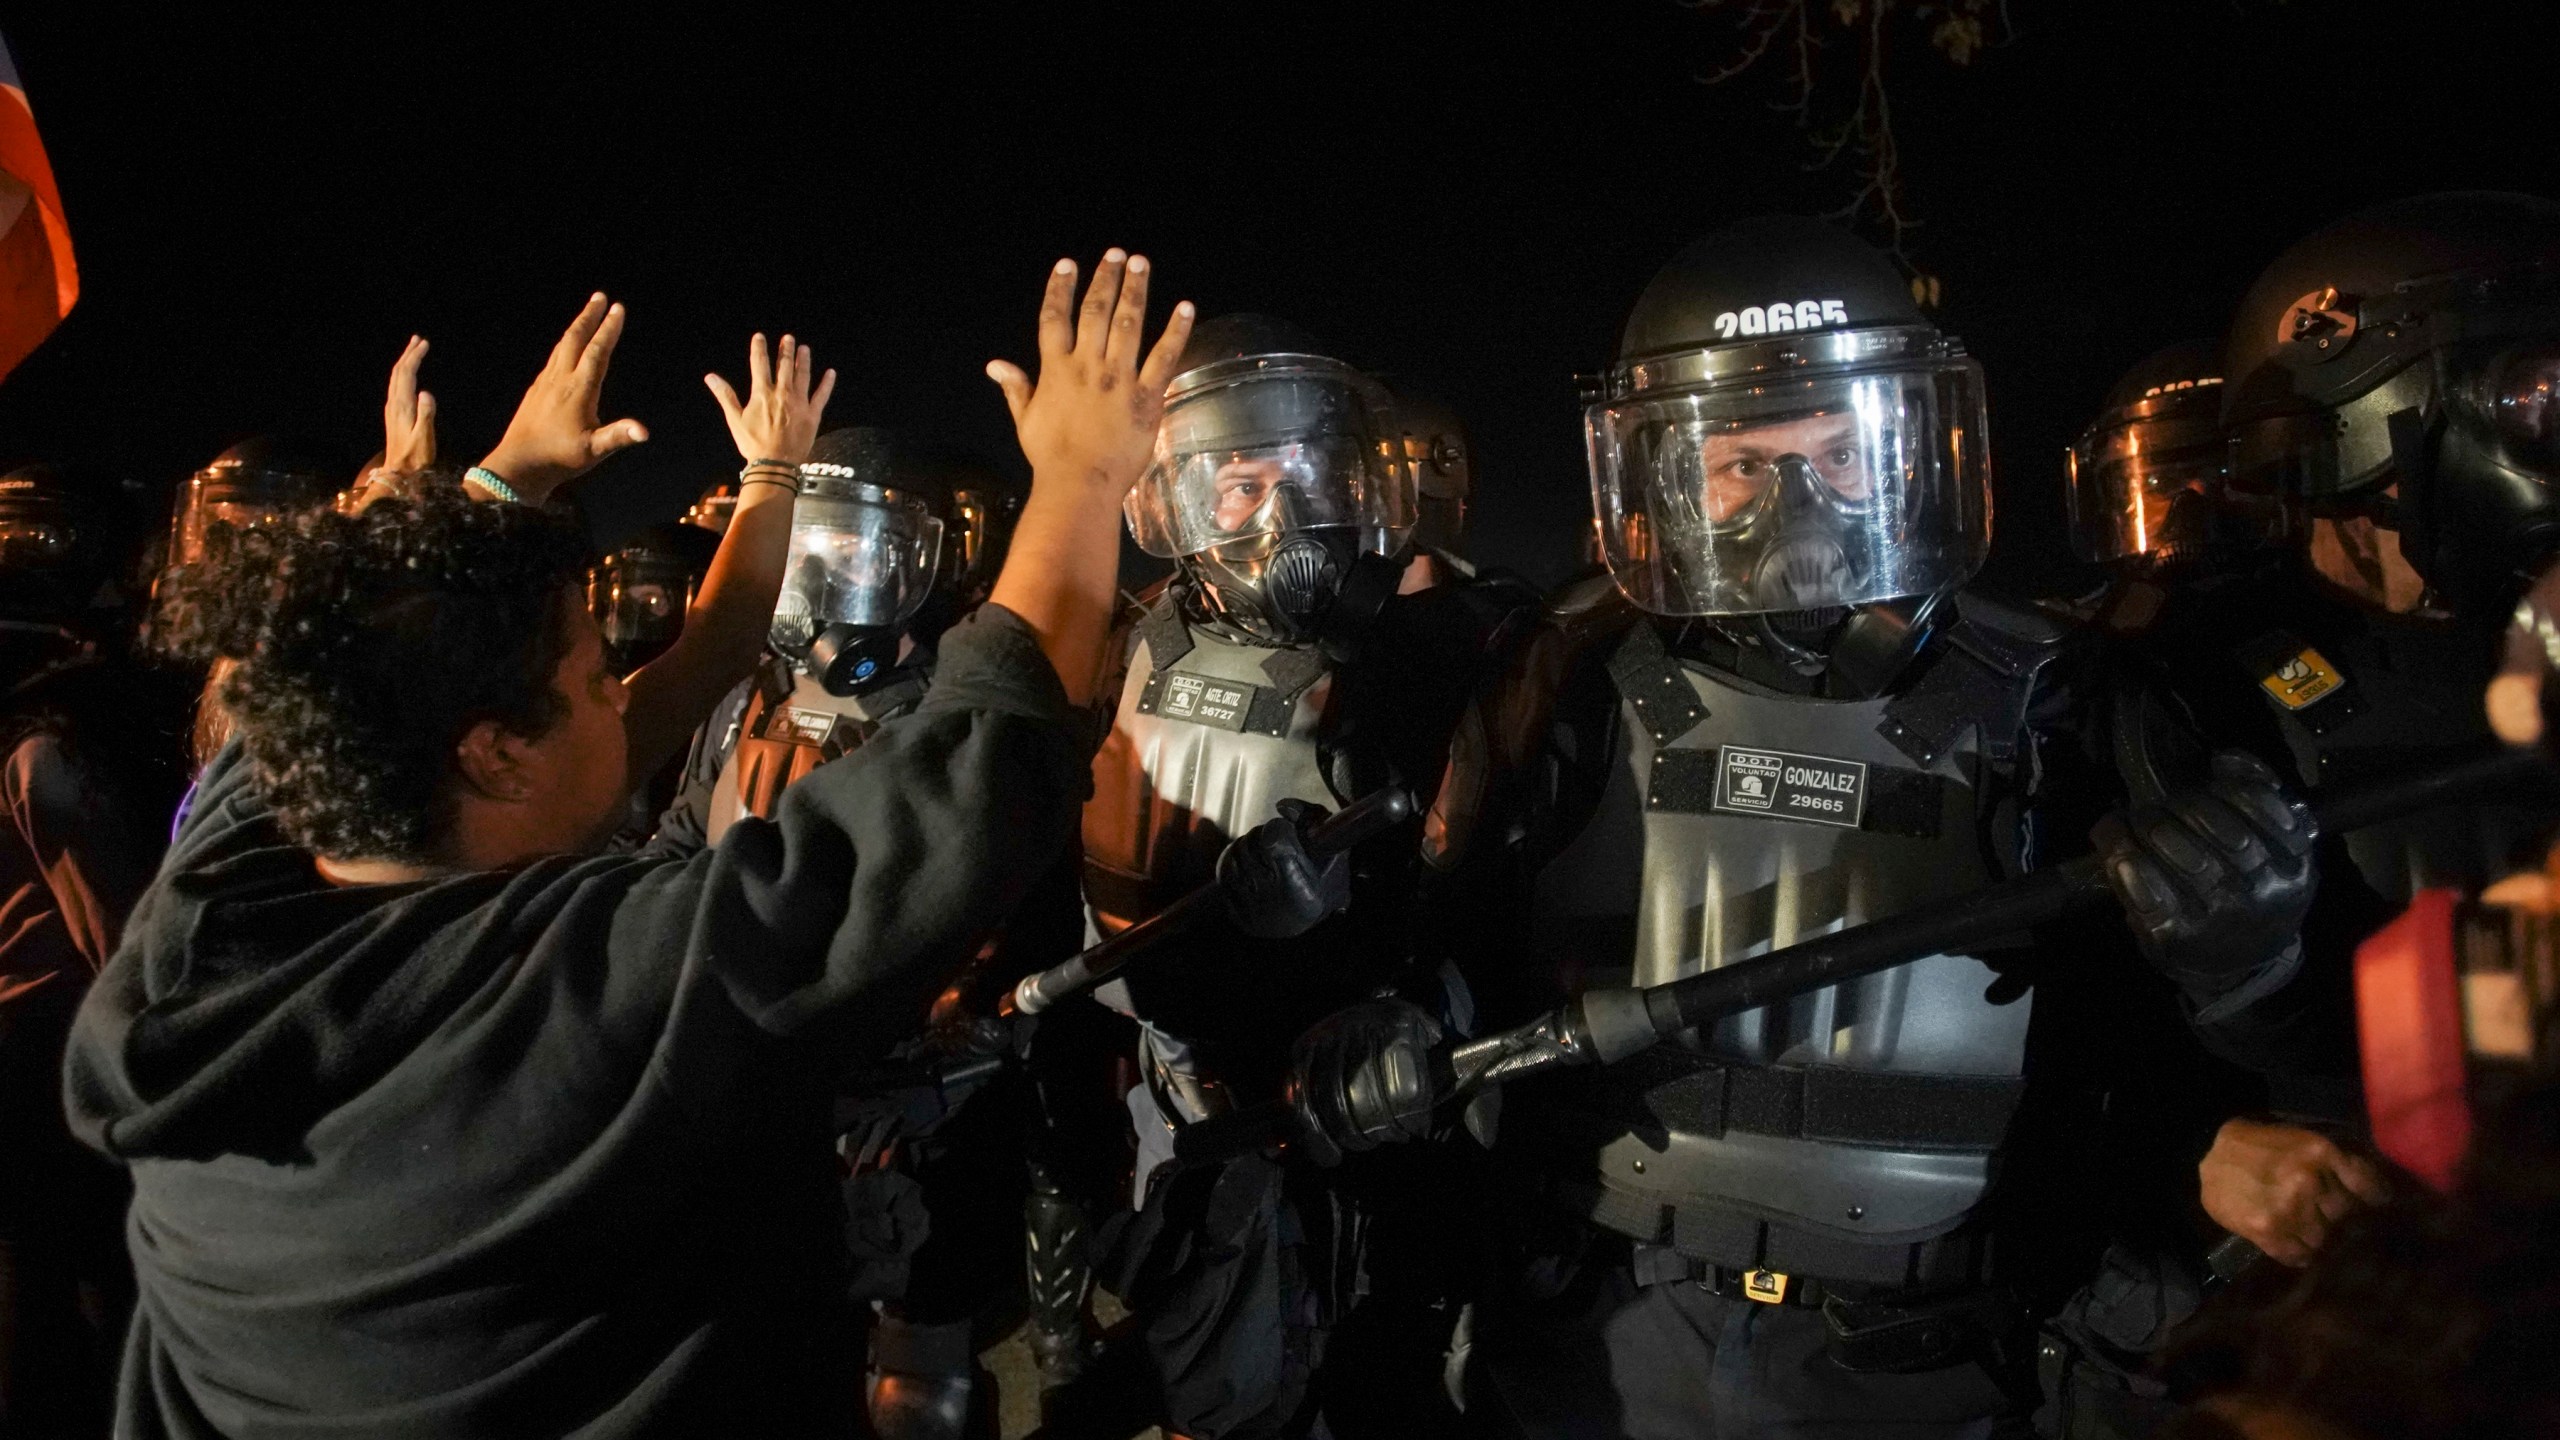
[1832,0,1863,24]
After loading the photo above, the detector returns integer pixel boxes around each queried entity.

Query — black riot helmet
[685,479,738,536]
[770,427,956,697]
[2222,191,2560,615]
[872,439,1021,613]
[1128,314,1418,650]
[1583,215,1992,687]
[0,463,117,619]
[586,522,717,675]
[2066,340,2286,570]
[1390,392,1473,556]
[171,437,341,565]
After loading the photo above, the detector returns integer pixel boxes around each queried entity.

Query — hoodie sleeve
[606,603,1092,1079]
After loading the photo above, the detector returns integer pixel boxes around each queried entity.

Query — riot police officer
[2086,194,2560,1283]
[0,462,194,1433]
[168,436,342,568]
[2031,342,2356,1438]
[2054,196,2560,1420]
[588,521,719,677]
[1287,216,2320,1439]
[1063,315,1533,1438]
[655,426,1008,846]
[645,424,1028,1438]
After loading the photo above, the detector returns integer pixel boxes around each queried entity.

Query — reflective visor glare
[2066,429,2219,563]
[1133,438,1378,558]
[769,505,942,648]
[2473,344,2560,464]
[1585,364,1990,616]
[1127,374,1416,558]
[2058,443,2222,561]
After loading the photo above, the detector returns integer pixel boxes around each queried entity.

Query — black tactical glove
[1215,797,1353,940]
[1285,998,1443,1168]
[2093,751,2319,1000]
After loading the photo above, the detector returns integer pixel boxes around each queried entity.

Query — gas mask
[1587,337,1989,630]
[768,476,943,697]
[1129,349,1417,650]
[1182,483,1403,649]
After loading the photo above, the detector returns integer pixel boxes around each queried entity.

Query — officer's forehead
[1706,413,1857,447]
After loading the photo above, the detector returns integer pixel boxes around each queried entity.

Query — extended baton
[1006,785,1416,1017]
[1173,744,2554,1167]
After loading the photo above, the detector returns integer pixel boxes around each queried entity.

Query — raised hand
[383,334,436,473]
[986,250,1195,500]
[982,252,1195,704]
[477,293,651,501]
[703,333,837,468]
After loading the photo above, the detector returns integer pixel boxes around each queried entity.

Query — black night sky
[2,3,2554,591]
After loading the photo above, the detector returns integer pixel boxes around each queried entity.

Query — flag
[0,33,75,383]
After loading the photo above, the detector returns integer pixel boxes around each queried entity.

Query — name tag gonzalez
[1711,745,1870,829]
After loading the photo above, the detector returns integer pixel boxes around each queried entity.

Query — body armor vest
[702,654,928,843]
[1514,603,2051,1285]
[1083,603,1335,934]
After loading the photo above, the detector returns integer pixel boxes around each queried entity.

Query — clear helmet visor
[1585,359,1991,616]
[173,498,304,566]
[2455,340,2560,472]
[1126,362,1416,559]
[588,560,696,670]
[2065,403,2228,564]
[768,490,944,658]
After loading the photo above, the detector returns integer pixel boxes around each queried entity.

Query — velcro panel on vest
[1138,599,1194,671]
[1607,624,1709,746]
[1877,645,2014,768]
[1603,1047,2022,1152]
[1643,750,1949,840]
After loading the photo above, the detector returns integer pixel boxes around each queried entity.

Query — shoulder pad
[1422,577,1638,874]
[1950,586,2079,649]
[1546,571,1629,628]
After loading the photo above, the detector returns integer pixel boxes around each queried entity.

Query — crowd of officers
[4,189,2560,1440]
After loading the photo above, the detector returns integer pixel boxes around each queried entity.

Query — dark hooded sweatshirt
[62,607,1087,1439]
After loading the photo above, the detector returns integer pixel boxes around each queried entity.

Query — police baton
[1004,786,1416,1018]
[1173,744,2552,1168]
[1439,743,2556,1099]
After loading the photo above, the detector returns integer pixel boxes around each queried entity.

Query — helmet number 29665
[1714,300,1851,339]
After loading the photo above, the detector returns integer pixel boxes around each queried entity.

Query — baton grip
[1008,786,1416,1017]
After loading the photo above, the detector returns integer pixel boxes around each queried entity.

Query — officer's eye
[1824,445,1861,470]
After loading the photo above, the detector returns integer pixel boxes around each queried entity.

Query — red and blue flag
[0,34,75,384]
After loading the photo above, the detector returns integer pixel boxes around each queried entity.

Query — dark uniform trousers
[1462,1254,2015,1440]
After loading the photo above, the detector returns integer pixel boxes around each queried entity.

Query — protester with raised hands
[360,297,834,796]
[63,252,1190,1439]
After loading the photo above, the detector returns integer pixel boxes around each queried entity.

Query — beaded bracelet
[463,466,522,504]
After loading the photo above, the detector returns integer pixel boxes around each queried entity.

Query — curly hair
[152,479,594,861]
[2161,1073,2560,1440]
